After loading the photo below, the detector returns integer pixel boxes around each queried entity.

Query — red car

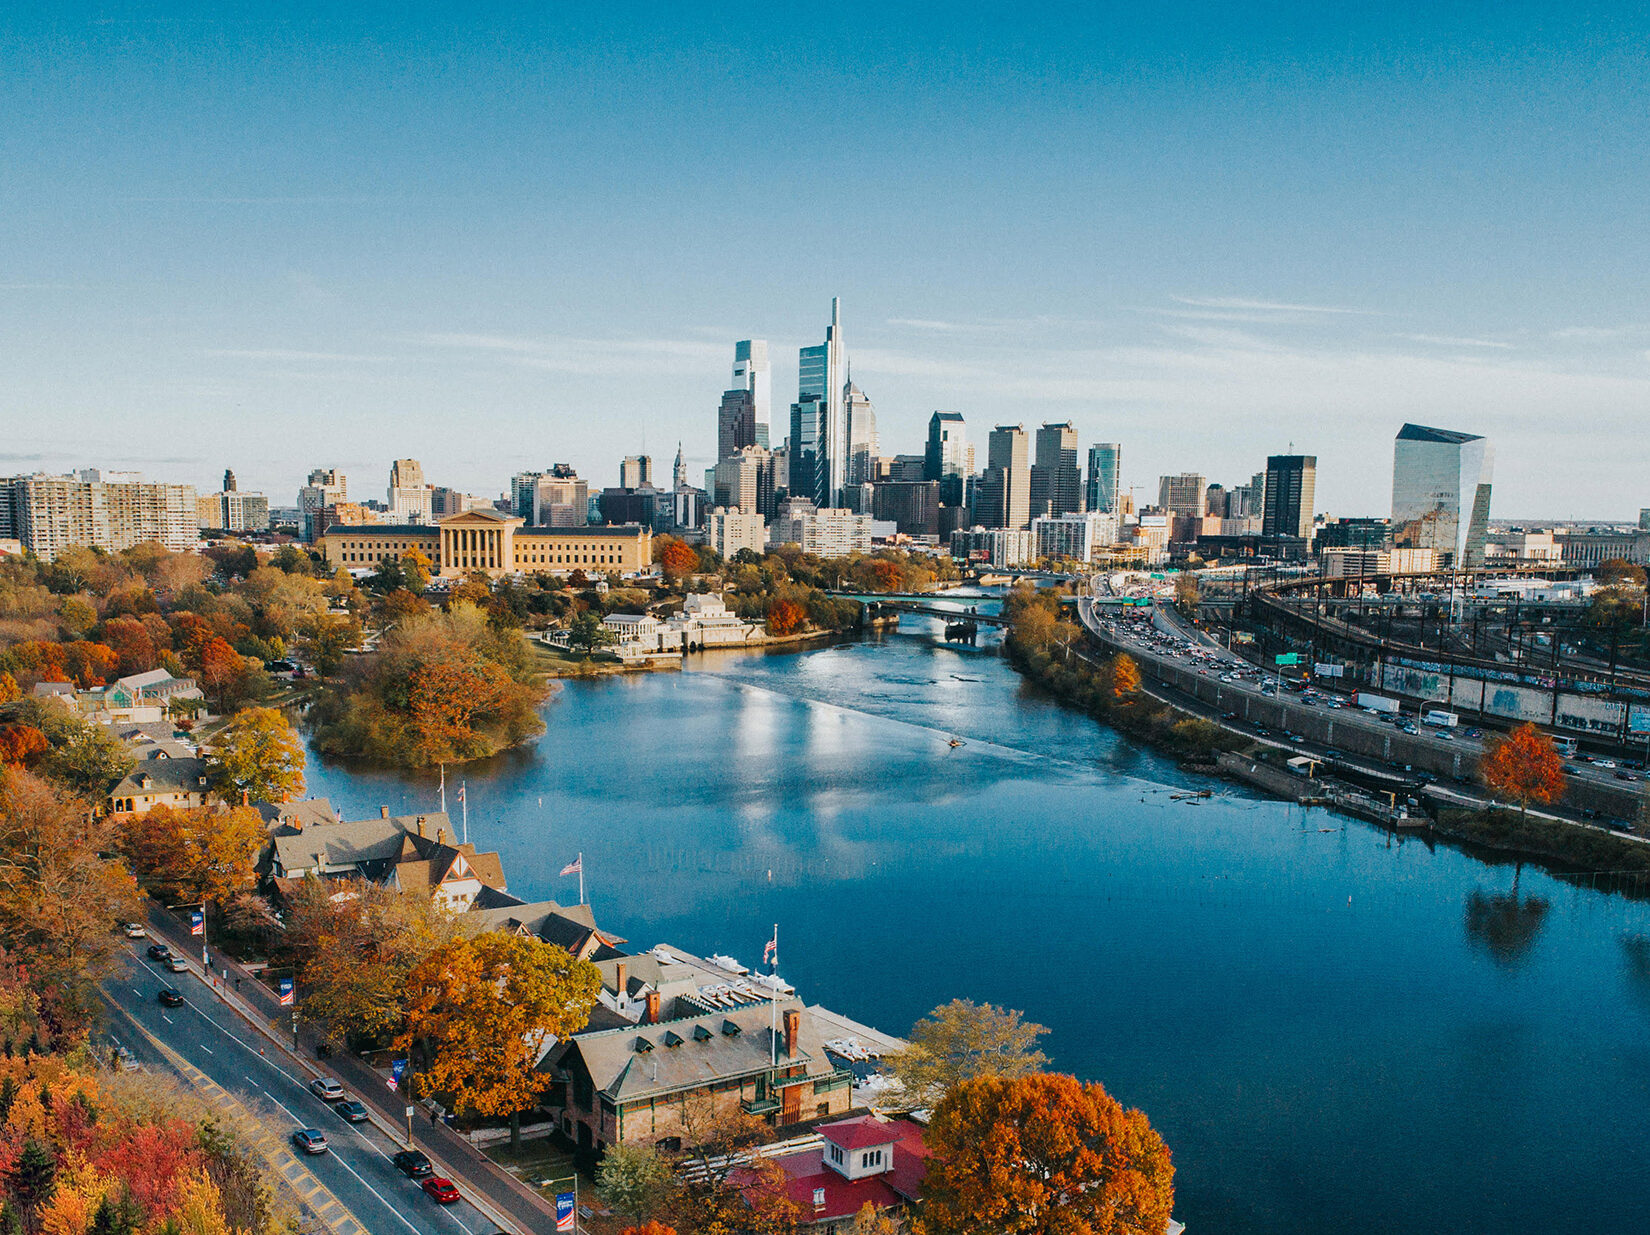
[421,1177,460,1205]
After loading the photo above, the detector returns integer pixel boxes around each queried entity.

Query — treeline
[1003,586,1245,761]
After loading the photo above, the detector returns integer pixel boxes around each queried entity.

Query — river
[303,606,1650,1235]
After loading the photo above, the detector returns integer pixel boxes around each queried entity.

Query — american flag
[457,784,465,803]
[560,856,581,877]
[763,929,777,967]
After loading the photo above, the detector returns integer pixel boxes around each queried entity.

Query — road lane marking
[162,1014,173,1024]
[199,1043,212,1053]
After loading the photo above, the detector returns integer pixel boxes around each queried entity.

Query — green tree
[298,613,360,677]
[567,610,616,655]
[209,707,305,804]
[597,1142,676,1223]
[893,998,1049,1105]
[43,721,136,798]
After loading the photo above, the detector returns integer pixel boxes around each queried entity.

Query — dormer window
[662,1030,684,1048]
[812,1189,825,1210]
[633,1036,653,1053]
[721,1019,741,1037]
[693,1025,712,1042]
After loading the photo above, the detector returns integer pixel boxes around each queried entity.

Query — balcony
[740,1096,781,1116]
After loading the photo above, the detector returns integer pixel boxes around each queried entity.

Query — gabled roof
[438,507,517,525]
[110,756,212,798]
[257,798,340,832]
[822,1116,900,1151]
[1396,423,1483,445]
[551,998,834,1103]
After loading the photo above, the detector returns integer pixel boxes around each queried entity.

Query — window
[812,1189,825,1210]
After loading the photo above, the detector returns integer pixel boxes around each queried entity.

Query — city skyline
[5,6,1650,516]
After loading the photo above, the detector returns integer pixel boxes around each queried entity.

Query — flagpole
[578,852,585,906]
[439,763,446,815]
[461,780,468,845]
[769,922,778,1068]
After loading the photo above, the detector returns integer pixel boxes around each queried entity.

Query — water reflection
[1464,888,1551,968]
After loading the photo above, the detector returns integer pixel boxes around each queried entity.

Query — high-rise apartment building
[197,488,270,532]
[1085,443,1121,515]
[768,499,873,558]
[1157,473,1208,519]
[1032,512,1118,563]
[705,507,766,559]
[1391,423,1494,568]
[0,472,197,559]
[712,447,776,518]
[975,426,1031,530]
[844,381,879,486]
[797,299,847,505]
[1262,454,1317,540]
[299,469,347,542]
[1029,422,1081,520]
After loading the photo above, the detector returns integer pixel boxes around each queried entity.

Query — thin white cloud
[204,348,397,363]
[886,318,968,332]
[1173,295,1373,315]
[420,331,727,376]
[1395,333,1514,350]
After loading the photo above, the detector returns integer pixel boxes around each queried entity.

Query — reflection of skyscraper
[798,299,846,504]
[1391,423,1494,568]
[1262,454,1317,540]
[1030,422,1081,519]
[1085,443,1120,514]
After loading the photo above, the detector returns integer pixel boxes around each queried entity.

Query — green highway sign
[1274,653,1299,666]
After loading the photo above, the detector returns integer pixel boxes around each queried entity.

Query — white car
[122,923,146,938]
[309,1077,346,1102]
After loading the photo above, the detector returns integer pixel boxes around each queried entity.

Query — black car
[147,943,172,961]
[393,1149,434,1178]
[158,988,185,1007]
[335,1100,369,1123]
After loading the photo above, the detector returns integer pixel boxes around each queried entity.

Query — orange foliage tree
[0,672,19,704]
[197,636,247,708]
[1480,722,1566,816]
[659,539,699,583]
[766,598,807,636]
[407,654,512,765]
[918,1073,1174,1235]
[869,559,904,592]
[1108,652,1142,698]
[102,614,160,675]
[120,804,267,904]
[0,724,49,765]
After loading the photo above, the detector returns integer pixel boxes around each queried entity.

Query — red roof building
[760,1115,929,1231]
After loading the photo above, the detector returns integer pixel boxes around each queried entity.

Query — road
[104,943,500,1235]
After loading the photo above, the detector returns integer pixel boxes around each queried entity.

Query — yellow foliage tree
[122,804,267,905]
[398,933,600,1141]
[208,706,305,805]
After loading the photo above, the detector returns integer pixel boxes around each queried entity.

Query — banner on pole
[277,977,294,1007]
[190,909,204,936]
[556,1193,576,1231]
[388,1057,406,1091]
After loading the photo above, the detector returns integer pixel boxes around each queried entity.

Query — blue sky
[3,2,1648,517]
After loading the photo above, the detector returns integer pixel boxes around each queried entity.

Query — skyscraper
[844,380,878,485]
[620,455,652,490]
[1262,454,1317,540]
[1085,443,1121,514]
[717,388,756,462]
[1392,423,1494,568]
[299,468,346,542]
[798,298,846,505]
[223,468,237,492]
[1029,422,1081,519]
[1157,473,1207,518]
[788,394,829,508]
[976,425,1030,530]
[732,340,771,442]
[673,444,688,491]
[388,458,433,523]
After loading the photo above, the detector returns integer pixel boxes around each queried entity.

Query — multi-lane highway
[104,942,501,1235]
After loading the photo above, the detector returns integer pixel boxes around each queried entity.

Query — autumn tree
[597,1142,676,1223]
[281,879,466,1045]
[298,612,360,676]
[1480,722,1566,817]
[0,725,48,766]
[209,706,305,804]
[197,636,248,711]
[42,718,136,798]
[659,539,699,584]
[893,999,1049,1105]
[1108,652,1142,699]
[0,769,141,1030]
[918,1073,1174,1235]
[766,598,807,636]
[849,1202,902,1235]
[0,673,19,705]
[399,932,601,1148]
[120,804,266,904]
[667,1105,800,1235]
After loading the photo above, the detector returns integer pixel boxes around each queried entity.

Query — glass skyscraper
[1391,423,1494,568]
[797,298,846,505]
[1086,443,1121,514]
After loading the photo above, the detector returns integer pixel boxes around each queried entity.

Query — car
[1466,728,1484,739]
[309,1077,345,1102]
[1616,771,1639,781]
[1596,759,1617,769]
[422,1177,461,1205]
[394,1149,434,1178]
[1563,764,1581,774]
[146,943,172,961]
[335,1100,369,1123]
[164,955,189,973]
[1434,731,1454,742]
[158,988,184,1007]
[121,922,146,938]
[291,1129,329,1155]
[112,1044,139,1072]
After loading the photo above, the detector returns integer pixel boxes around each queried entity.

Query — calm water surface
[305,612,1650,1235]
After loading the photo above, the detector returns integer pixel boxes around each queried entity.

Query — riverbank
[528,615,899,678]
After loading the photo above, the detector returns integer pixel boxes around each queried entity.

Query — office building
[767,499,872,558]
[534,466,590,527]
[1262,454,1317,540]
[1157,473,1207,519]
[706,507,766,559]
[620,456,652,490]
[1028,422,1081,520]
[1084,443,1121,515]
[733,339,771,444]
[718,388,757,461]
[387,458,433,524]
[872,480,942,539]
[0,473,198,559]
[712,447,776,518]
[223,469,237,492]
[1391,424,1494,568]
[797,298,847,504]
[975,425,1031,530]
[1033,512,1118,563]
[1315,517,1391,552]
[844,380,879,485]
[789,394,829,508]
[925,410,973,504]
[949,526,1036,569]
[197,489,271,533]
[299,469,347,542]
[1129,509,1172,565]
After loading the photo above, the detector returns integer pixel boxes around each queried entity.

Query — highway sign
[1275,653,1300,666]
[1314,663,1345,677]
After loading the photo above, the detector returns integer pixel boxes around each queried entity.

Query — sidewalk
[145,905,561,1235]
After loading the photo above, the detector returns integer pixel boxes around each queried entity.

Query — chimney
[645,990,660,1024]
[614,961,627,999]
[380,805,389,818]
[436,827,445,845]
[784,1008,800,1058]
[416,816,425,836]
[241,789,249,806]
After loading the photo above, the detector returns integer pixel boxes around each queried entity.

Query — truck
[1355,692,1400,715]
[1422,709,1459,728]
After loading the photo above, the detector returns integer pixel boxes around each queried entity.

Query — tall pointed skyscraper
[797,298,846,505]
